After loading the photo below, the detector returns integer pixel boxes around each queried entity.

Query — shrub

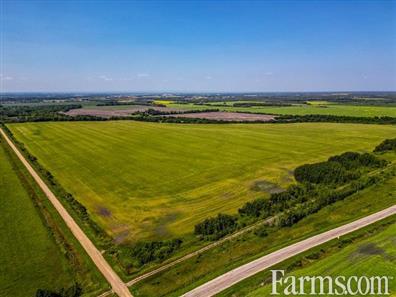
[294,161,358,185]
[130,239,183,266]
[374,138,396,152]
[36,283,82,297]
[194,213,238,240]
[254,225,269,237]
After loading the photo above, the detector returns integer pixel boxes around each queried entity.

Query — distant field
[245,221,396,297]
[66,105,176,118]
[164,111,276,121]
[8,121,396,242]
[0,138,73,297]
[164,102,396,117]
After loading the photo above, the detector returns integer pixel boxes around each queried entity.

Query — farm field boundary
[0,127,132,297]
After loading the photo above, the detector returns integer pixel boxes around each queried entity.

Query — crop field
[8,121,396,243]
[0,138,74,297]
[65,105,177,118]
[245,221,396,297]
[164,102,396,117]
[164,112,276,121]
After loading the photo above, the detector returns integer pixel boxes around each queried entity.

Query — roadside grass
[165,102,396,117]
[131,174,396,297]
[217,216,396,297]
[0,135,109,297]
[0,137,73,296]
[7,121,396,243]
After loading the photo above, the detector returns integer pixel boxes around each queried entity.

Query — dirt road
[182,205,396,297]
[0,128,132,297]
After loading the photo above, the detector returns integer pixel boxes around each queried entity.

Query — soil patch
[64,106,178,118]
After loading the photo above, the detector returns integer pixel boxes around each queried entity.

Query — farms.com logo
[271,270,393,295]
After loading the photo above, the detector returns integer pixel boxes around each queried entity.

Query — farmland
[164,112,276,121]
[0,137,74,296]
[8,121,396,243]
[164,101,396,117]
[65,105,179,118]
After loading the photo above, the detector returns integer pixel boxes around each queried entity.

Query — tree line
[2,103,395,125]
[193,148,392,241]
[0,104,83,122]
[129,239,183,266]
[294,152,387,185]
[276,114,396,125]
[374,138,396,152]
[36,283,82,297]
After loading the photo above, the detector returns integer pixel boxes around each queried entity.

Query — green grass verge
[0,135,109,297]
[130,172,396,296]
[221,217,396,297]
[0,137,74,296]
[7,121,396,243]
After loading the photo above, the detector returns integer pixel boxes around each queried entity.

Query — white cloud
[264,71,273,76]
[0,74,13,81]
[205,75,213,80]
[99,75,113,81]
[137,73,150,78]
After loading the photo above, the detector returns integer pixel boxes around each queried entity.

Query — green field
[8,121,396,242]
[0,138,74,297]
[244,221,396,297]
[164,102,396,117]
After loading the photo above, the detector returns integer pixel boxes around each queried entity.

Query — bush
[238,198,269,217]
[36,283,82,297]
[294,152,386,185]
[254,225,269,237]
[329,152,387,169]
[294,161,359,185]
[238,184,315,219]
[374,138,396,152]
[130,239,183,266]
[194,214,238,240]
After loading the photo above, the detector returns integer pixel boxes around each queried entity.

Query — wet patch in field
[154,212,180,238]
[251,180,285,194]
[97,206,112,217]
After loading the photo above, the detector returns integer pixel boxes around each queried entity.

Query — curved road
[182,205,396,297]
[0,128,132,297]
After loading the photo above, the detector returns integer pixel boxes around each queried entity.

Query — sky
[1,0,395,92]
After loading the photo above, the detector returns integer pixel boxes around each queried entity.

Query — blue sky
[1,0,395,92]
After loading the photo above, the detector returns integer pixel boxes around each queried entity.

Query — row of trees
[129,239,183,266]
[276,114,396,125]
[232,102,292,107]
[277,174,383,227]
[374,138,396,152]
[0,104,83,122]
[194,214,238,240]
[294,152,387,185]
[194,148,392,241]
[36,284,82,297]
[2,103,395,126]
